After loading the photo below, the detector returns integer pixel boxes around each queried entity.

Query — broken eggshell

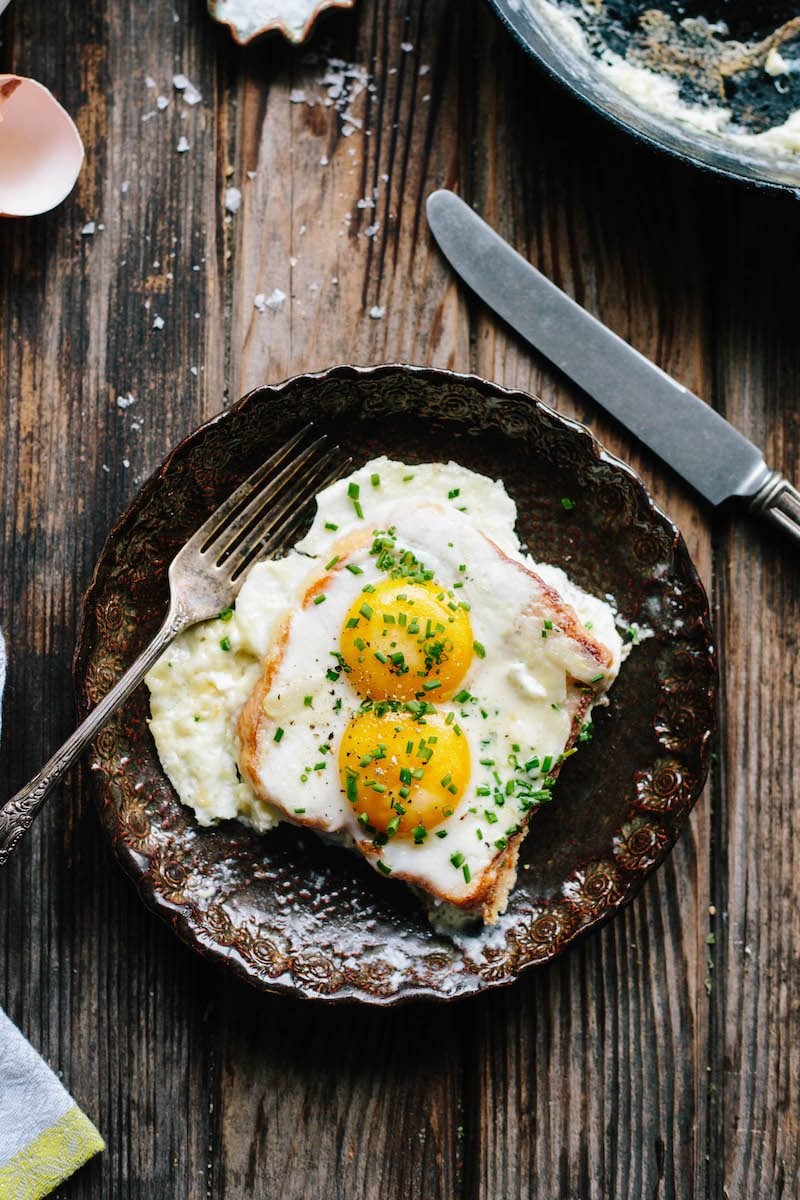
[0,75,84,218]
[207,0,356,45]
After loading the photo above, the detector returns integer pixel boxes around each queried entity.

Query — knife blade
[426,188,800,542]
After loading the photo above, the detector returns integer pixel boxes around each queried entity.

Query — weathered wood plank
[1,0,228,1196]
[213,5,470,1197]
[710,185,800,1200]
[464,11,714,1198]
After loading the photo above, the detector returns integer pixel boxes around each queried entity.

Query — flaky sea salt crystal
[116,393,136,409]
[364,222,380,237]
[156,95,169,110]
[173,74,202,104]
[265,288,286,310]
[254,293,267,312]
[152,315,165,330]
[224,186,242,213]
[368,305,385,319]
[176,135,190,153]
[289,89,307,104]
[81,221,96,236]
[121,180,130,193]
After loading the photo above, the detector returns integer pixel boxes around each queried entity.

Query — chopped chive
[325,555,340,570]
[347,481,360,499]
[494,837,507,850]
[485,811,498,824]
[440,773,453,788]
[371,473,380,487]
[326,668,339,681]
[346,563,363,575]
[386,815,400,834]
[354,637,366,651]
[541,755,553,772]
[544,619,553,630]
[450,852,464,869]
[371,782,387,793]
[346,775,358,803]
[423,680,441,692]
[448,488,460,499]
[403,473,414,482]
[412,824,427,844]
[294,807,306,814]
[473,641,486,659]
[374,651,388,664]
[219,637,231,652]
[462,863,471,883]
[219,607,234,622]
[313,594,327,605]
[324,521,339,531]
[303,695,313,707]
[561,497,576,511]
[274,727,284,743]
[360,603,373,620]
[590,672,605,684]
[436,830,448,839]
[346,617,360,628]
[376,860,392,875]
[382,613,395,624]
[453,689,471,704]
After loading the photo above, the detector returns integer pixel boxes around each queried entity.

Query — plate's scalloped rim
[207,0,356,45]
[73,363,717,1006]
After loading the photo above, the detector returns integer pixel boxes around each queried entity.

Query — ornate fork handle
[0,607,187,867]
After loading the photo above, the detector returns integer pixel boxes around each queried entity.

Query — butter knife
[427,188,800,542]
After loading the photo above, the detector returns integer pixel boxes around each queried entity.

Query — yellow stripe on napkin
[0,1105,104,1200]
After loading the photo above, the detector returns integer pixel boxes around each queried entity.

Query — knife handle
[750,470,800,545]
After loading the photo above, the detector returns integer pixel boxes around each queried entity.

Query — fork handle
[0,607,186,867]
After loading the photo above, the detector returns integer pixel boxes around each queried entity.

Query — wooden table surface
[1,1,799,1196]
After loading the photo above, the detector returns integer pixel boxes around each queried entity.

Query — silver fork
[0,426,347,866]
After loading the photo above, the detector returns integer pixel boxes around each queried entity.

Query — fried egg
[146,458,624,925]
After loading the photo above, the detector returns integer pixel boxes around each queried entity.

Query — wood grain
[0,0,797,1197]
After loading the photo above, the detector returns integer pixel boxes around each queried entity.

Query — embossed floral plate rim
[74,364,717,1005]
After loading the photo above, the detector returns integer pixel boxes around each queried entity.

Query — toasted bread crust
[236,534,614,924]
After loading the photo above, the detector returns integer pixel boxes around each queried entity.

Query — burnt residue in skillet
[566,1,800,135]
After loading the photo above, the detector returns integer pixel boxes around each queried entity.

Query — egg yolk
[340,578,473,702]
[338,710,471,837]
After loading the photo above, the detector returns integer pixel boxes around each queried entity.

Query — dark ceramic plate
[74,365,716,1005]
[487,0,800,193]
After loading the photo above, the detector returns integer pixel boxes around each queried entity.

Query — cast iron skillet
[487,0,800,193]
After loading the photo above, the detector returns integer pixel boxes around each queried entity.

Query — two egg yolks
[337,579,473,836]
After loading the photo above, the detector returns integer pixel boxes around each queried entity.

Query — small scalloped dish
[207,0,355,44]
[74,366,717,1004]
[0,75,84,218]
